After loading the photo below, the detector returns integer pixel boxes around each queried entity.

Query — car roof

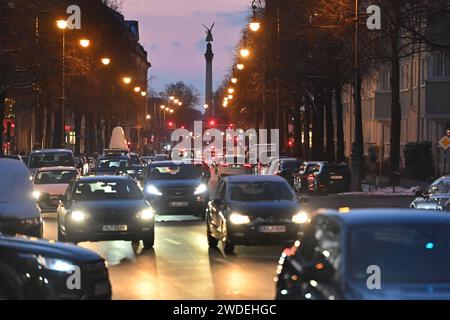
[98,155,129,160]
[77,175,132,182]
[31,149,73,154]
[318,209,450,227]
[149,161,192,166]
[225,175,288,183]
[36,166,78,172]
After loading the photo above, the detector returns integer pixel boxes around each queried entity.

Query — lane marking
[164,238,182,245]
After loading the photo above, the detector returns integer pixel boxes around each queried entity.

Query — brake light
[244,164,252,168]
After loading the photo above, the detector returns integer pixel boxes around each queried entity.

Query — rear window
[97,158,129,171]
[146,163,202,180]
[29,152,75,169]
[280,160,300,170]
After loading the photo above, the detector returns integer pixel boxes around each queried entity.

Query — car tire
[143,231,155,249]
[206,219,218,248]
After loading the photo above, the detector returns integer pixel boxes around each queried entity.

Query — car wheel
[143,231,155,249]
[206,218,218,248]
[221,224,235,254]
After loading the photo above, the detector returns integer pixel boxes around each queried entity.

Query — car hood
[228,201,300,218]
[346,283,450,300]
[33,184,69,196]
[71,199,148,213]
[146,179,203,189]
[0,202,40,219]
[0,235,101,263]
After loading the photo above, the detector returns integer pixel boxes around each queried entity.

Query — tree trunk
[52,105,62,148]
[390,37,402,181]
[303,104,310,160]
[0,92,5,155]
[312,88,324,160]
[293,106,302,158]
[74,109,82,155]
[335,81,345,162]
[325,84,335,162]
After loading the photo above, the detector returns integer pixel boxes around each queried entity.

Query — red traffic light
[168,121,173,127]
[210,120,215,126]
[288,140,294,147]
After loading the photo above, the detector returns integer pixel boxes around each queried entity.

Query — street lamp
[178,101,182,106]
[240,48,250,58]
[56,19,67,147]
[160,105,166,109]
[231,78,238,84]
[237,63,244,70]
[169,96,175,101]
[170,109,174,114]
[228,94,234,100]
[79,39,90,48]
[101,57,111,66]
[141,91,147,97]
[134,86,141,93]
[204,104,209,109]
[174,99,179,104]
[228,88,235,94]
[250,0,261,32]
[123,77,132,84]
[146,114,151,120]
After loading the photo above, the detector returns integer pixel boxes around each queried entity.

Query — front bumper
[228,222,304,246]
[0,217,43,238]
[65,219,154,242]
[147,195,208,215]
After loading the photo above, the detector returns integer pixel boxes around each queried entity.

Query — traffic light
[288,139,294,148]
[168,121,173,128]
[210,120,215,127]
[229,123,234,129]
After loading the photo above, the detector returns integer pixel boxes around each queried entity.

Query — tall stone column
[205,43,214,116]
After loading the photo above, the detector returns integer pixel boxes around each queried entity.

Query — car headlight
[146,185,163,196]
[194,183,208,195]
[37,255,77,273]
[71,210,87,222]
[292,211,310,224]
[32,191,41,200]
[229,213,251,225]
[138,208,155,220]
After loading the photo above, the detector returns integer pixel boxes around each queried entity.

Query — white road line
[163,238,182,245]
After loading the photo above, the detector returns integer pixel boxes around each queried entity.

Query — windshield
[350,224,450,284]
[229,181,294,202]
[147,164,202,180]
[29,152,75,169]
[72,180,143,200]
[280,160,300,170]
[34,170,77,184]
[427,178,450,194]
[97,158,129,171]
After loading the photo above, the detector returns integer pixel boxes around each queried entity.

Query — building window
[67,132,76,145]
[378,68,391,91]
[400,63,410,90]
[432,52,443,77]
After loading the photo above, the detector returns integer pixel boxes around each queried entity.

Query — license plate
[102,225,128,232]
[94,283,110,296]
[331,175,343,180]
[259,225,286,233]
[169,201,189,207]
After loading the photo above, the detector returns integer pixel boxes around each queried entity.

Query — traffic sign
[439,135,450,151]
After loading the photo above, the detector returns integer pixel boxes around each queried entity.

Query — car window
[427,178,450,194]
[29,152,75,169]
[73,180,143,200]
[312,217,341,271]
[97,158,129,171]
[228,181,294,202]
[34,170,77,184]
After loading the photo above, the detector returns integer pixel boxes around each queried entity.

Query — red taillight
[244,164,252,168]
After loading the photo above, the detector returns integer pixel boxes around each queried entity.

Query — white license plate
[259,225,286,233]
[169,201,189,207]
[331,175,343,180]
[102,225,128,232]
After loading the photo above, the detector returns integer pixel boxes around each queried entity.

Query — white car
[218,155,252,179]
[32,166,79,213]
[0,158,42,237]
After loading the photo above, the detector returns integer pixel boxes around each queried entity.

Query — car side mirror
[302,258,334,282]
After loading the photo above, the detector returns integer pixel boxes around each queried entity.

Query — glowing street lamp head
[228,88,235,94]
[56,20,68,30]
[237,64,244,70]
[101,58,111,65]
[240,48,250,58]
[169,96,175,101]
[178,101,183,106]
[249,21,261,32]
[231,78,238,84]
[123,77,132,84]
[170,109,174,114]
[174,99,179,104]
[228,94,234,100]
[141,91,147,97]
[134,86,141,93]
[146,114,151,120]
[204,104,209,109]
[160,105,166,109]
[165,107,170,111]
[79,39,91,48]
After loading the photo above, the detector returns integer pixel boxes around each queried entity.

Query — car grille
[161,188,195,198]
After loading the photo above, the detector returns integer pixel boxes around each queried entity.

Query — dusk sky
[122,0,250,106]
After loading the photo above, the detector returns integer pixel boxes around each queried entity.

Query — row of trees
[1,0,148,155]
[218,0,450,182]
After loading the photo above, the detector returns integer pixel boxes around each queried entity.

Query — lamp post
[56,20,67,147]
[351,0,364,191]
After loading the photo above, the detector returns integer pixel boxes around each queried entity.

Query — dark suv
[307,162,351,195]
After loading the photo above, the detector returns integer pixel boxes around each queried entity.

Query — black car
[95,155,130,176]
[293,161,325,193]
[206,175,310,254]
[0,233,111,299]
[57,176,155,248]
[142,161,209,218]
[410,176,450,211]
[273,159,302,186]
[115,165,144,180]
[276,209,450,300]
[307,162,351,195]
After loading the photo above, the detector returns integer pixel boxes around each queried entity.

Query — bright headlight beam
[71,211,86,222]
[37,255,76,273]
[194,183,208,195]
[229,213,251,225]
[292,211,310,224]
[146,185,163,196]
[32,191,41,199]
[139,208,155,220]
